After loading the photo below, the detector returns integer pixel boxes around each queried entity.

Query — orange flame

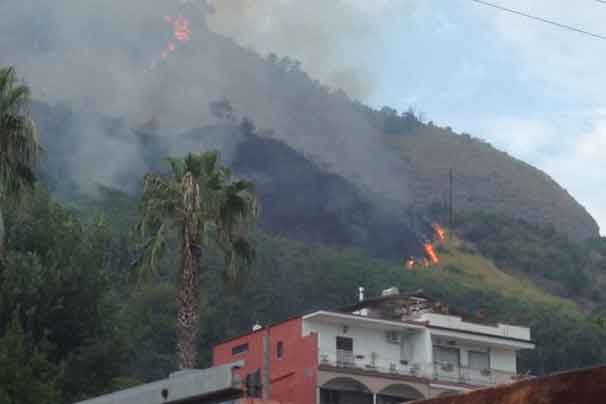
[173,16,191,42]
[403,223,446,270]
[432,223,446,242]
[424,243,439,265]
[157,15,191,62]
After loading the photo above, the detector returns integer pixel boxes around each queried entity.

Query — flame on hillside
[146,13,192,70]
[424,243,439,265]
[432,223,446,242]
[173,16,192,42]
[405,222,447,270]
[161,15,191,60]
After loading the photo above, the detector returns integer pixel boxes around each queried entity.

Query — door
[336,336,354,367]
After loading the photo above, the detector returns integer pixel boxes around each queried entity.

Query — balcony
[319,353,516,387]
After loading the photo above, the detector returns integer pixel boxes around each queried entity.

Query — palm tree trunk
[176,224,201,369]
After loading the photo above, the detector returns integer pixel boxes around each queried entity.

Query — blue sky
[201,0,606,235]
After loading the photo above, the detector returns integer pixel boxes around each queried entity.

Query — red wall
[213,318,318,404]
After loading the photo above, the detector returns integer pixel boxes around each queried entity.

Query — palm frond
[0,67,39,202]
[201,151,219,177]
[167,157,186,180]
[134,173,181,281]
[135,150,259,289]
[222,237,256,289]
[134,221,170,283]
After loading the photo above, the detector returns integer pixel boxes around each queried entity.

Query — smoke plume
[206,0,407,100]
[0,0,413,207]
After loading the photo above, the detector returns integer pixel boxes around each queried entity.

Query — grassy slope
[433,237,579,316]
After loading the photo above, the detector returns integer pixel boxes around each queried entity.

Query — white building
[214,288,535,403]
[304,288,534,402]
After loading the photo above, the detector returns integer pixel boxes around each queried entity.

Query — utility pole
[449,168,454,230]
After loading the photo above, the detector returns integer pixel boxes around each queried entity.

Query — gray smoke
[0,0,414,206]
[206,0,409,100]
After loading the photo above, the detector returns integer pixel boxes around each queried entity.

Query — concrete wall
[409,330,432,366]
[303,319,433,372]
[490,348,516,373]
[419,314,531,341]
[74,363,243,404]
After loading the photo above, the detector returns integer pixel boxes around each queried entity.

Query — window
[277,341,284,359]
[336,336,353,351]
[433,346,460,367]
[232,343,249,356]
[469,350,490,370]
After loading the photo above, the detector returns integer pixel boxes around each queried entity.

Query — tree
[137,151,258,369]
[1,189,129,401]
[0,66,40,257]
[0,315,61,404]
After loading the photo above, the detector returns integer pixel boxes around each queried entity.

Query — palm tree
[0,66,40,256]
[137,151,258,369]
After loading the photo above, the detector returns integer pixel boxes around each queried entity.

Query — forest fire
[424,243,439,264]
[405,222,447,270]
[173,16,192,42]
[160,15,191,60]
[433,223,446,241]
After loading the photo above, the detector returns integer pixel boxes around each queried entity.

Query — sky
[365,0,606,235]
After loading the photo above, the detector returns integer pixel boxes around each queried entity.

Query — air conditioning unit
[386,331,401,344]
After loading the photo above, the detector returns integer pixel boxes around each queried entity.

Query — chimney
[358,286,365,302]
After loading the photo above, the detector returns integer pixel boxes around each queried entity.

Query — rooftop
[74,362,244,404]
[216,288,532,345]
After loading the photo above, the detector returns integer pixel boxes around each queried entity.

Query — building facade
[213,289,534,404]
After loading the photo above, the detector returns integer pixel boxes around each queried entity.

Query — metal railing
[319,352,516,387]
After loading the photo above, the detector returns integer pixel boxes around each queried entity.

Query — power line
[469,0,606,40]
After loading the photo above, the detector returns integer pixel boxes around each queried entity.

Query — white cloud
[542,113,606,235]
[472,1,606,102]
[465,1,606,233]
[477,114,605,235]
[482,118,556,159]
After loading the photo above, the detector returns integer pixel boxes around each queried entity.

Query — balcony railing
[319,352,516,387]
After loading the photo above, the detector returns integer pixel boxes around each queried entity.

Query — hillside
[11,11,597,245]
[384,124,599,242]
[33,101,606,310]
